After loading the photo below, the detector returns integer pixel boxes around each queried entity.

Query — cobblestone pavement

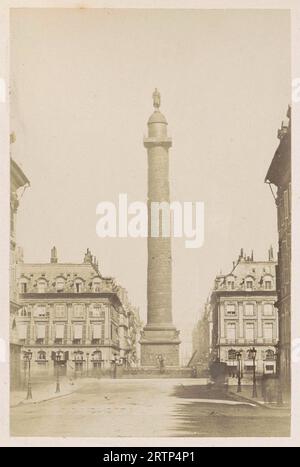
[10,378,290,438]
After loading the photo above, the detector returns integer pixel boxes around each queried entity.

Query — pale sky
[10,8,290,355]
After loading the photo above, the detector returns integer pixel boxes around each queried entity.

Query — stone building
[10,156,30,388]
[191,301,213,370]
[209,250,278,377]
[15,247,141,378]
[265,106,291,393]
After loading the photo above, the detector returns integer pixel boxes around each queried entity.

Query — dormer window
[93,279,101,292]
[74,279,83,293]
[245,279,253,290]
[37,280,46,293]
[227,280,234,290]
[20,307,28,317]
[56,278,65,292]
[19,280,27,293]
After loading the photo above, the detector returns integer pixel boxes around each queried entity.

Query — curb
[229,390,290,411]
[228,391,268,409]
[10,386,78,409]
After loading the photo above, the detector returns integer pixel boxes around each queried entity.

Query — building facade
[15,248,141,378]
[209,250,278,377]
[191,301,213,369]
[265,106,291,392]
[10,156,30,388]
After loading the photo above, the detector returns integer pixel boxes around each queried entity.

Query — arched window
[74,351,84,361]
[91,350,102,369]
[265,349,275,361]
[73,350,84,371]
[228,349,237,360]
[37,350,46,361]
[92,350,102,361]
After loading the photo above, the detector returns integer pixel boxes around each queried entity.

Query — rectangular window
[263,323,273,340]
[245,323,255,341]
[73,304,84,318]
[20,283,27,293]
[246,281,253,290]
[264,304,273,316]
[226,304,236,316]
[245,304,255,316]
[55,305,66,318]
[34,306,46,317]
[265,281,272,290]
[227,323,236,341]
[92,305,105,318]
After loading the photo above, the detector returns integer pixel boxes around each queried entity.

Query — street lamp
[55,350,63,393]
[23,350,33,400]
[248,347,257,398]
[236,351,242,393]
[86,352,89,377]
[111,354,117,379]
[275,342,283,405]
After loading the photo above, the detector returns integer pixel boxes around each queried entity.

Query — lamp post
[111,354,118,379]
[248,347,257,398]
[55,350,62,393]
[23,350,33,400]
[236,351,242,393]
[275,342,283,406]
[86,352,89,377]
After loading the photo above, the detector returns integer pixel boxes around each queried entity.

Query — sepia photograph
[0,1,299,448]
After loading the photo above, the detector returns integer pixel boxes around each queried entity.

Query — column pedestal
[140,324,180,367]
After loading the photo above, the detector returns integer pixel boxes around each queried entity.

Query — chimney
[50,246,58,263]
[268,245,274,261]
[251,250,254,261]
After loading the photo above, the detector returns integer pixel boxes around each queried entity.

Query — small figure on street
[157,354,165,374]
[111,354,118,379]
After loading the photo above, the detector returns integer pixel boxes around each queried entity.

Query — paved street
[10,379,290,438]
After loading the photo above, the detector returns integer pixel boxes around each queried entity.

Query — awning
[73,324,82,339]
[93,324,102,339]
[36,325,46,339]
[55,324,65,339]
[18,324,27,339]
